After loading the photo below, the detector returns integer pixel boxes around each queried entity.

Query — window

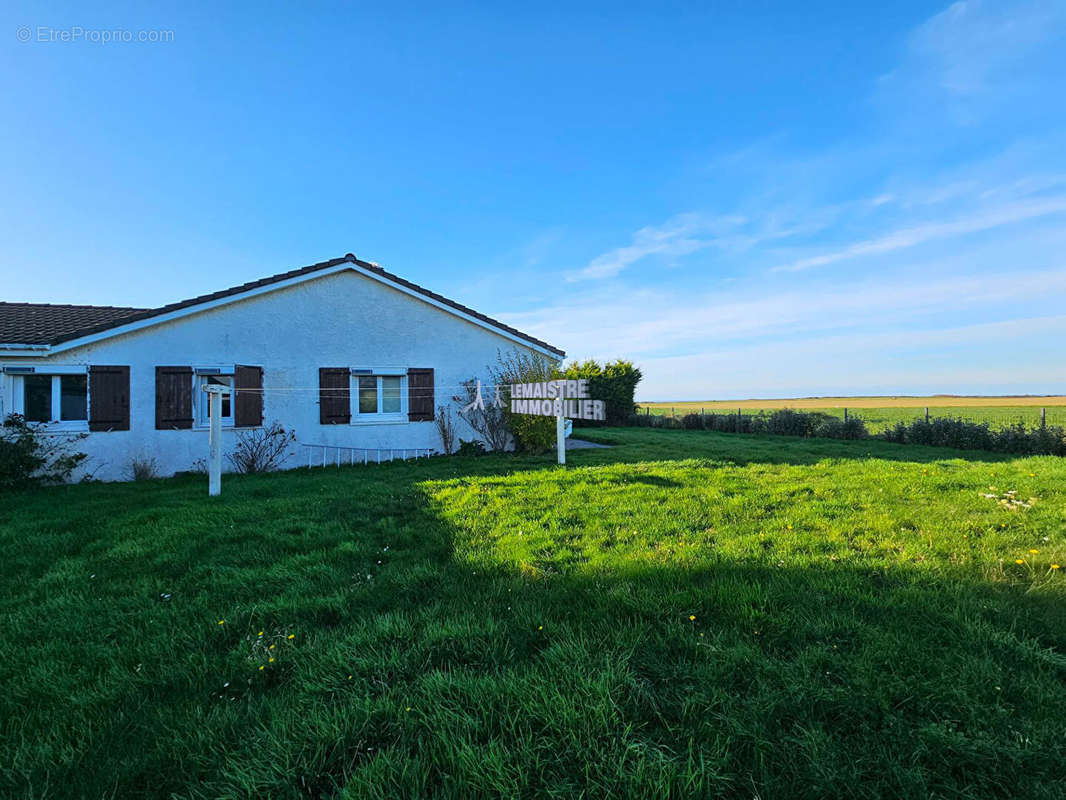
[352,371,406,420]
[194,373,234,427]
[17,373,88,425]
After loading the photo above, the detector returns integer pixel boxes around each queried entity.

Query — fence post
[1041,407,1046,428]
[843,407,848,422]
[925,407,930,423]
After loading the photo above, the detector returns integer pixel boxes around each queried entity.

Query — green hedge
[562,359,642,426]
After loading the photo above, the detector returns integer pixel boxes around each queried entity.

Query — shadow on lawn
[3,434,1063,799]
[565,427,1027,468]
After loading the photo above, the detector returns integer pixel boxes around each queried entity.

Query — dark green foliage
[672,409,870,441]
[0,413,88,489]
[563,359,642,426]
[1,429,1064,798]
[491,350,558,452]
[883,417,1066,455]
[457,438,487,456]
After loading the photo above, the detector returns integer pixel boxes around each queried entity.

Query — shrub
[227,421,296,473]
[435,405,457,455]
[681,413,705,430]
[125,455,160,481]
[563,359,642,426]
[0,414,88,489]
[457,439,486,456]
[882,417,1066,455]
[457,378,512,452]
[489,350,558,453]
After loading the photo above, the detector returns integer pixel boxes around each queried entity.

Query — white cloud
[773,195,1066,273]
[566,213,740,282]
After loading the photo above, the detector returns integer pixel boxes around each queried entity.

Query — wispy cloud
[566,213,742,282]
[773,195,1066,273]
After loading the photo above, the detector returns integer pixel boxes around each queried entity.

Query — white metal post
[207,387,224,496]
[556,414,566,466]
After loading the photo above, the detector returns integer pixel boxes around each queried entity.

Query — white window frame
[3,365,89,431]
[350,367,407,424]
[192,367,235,429]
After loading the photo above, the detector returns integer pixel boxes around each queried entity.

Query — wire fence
[638,404,1066,434]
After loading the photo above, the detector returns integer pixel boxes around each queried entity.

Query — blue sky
[3,1,1065,399]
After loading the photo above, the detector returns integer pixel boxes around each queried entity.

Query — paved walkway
[565,438,613,450]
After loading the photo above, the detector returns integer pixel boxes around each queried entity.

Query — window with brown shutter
[407,368,434,421]
[319,368,351,424]
[155,366,193,429]
[234,365,263,427]
[88,365,130,431]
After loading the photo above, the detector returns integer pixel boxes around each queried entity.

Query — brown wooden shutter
[319,368,350,424]
[407,368,434,421]
[234,365,264,427]
[88,365,130,432]
[155,366,193,429]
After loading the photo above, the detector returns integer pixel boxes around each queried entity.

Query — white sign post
[508,379,606,467]
[556,413,565,465]
[205,384,232,496]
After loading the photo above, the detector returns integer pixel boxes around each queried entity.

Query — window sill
[33,422,89,433]
[350,416,409,426]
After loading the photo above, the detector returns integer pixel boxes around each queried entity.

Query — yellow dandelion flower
[268,657,274,663]
[1051,564,1060,570]
[287,634,295,640]
[787,524,793,530]
[218,620,225,625]
[689,615,696,621]
[1015,559,1024,564]
[405,707,412,712]
[537,625,543,631]
[257,631,263,637]
[1030,473,1036,477]
[258,665,264,671]
[347,675,353,680]
[1029,549,1039,554]
[269,644,275,650]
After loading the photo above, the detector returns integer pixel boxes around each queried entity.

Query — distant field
[638,397,1066,433]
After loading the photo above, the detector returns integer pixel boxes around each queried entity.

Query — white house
[0,253,565,481]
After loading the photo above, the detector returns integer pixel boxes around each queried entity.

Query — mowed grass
[2,430,1065,799]
[639,397,1066,433]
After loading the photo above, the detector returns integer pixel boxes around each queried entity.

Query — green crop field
[3,430,1065,798]
[639,397,1066,433]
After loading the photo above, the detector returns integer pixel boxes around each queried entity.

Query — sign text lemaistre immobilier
[510,380,606,421]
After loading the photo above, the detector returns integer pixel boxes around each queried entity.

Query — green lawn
[2,430,1065,799]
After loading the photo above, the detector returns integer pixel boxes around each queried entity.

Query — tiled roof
[0,302,147,345]
[0,254,565,356]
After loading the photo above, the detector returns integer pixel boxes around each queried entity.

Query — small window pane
[24,375,52,422]
[60,374,88,421]
[358,377,378,414]
[381,376,401,413]
[203,376,233,420]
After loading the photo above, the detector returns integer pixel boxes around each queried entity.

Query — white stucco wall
[0,269,557,481]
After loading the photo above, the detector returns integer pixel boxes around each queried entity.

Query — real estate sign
[510,379,605,421]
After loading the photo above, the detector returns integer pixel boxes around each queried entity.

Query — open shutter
[88,365,130,432]
[407,368,434,421]
[319,368,350,424]
[234,365,264,427]
[155,366,193,429]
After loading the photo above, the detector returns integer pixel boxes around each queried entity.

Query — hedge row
[625,409,1066,455]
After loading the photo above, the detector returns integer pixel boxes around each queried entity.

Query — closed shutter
[234,365,264,427]
[155,366,193,429]
[88,365,130,432]
[319,368,350,424]
[407,368,434,421]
